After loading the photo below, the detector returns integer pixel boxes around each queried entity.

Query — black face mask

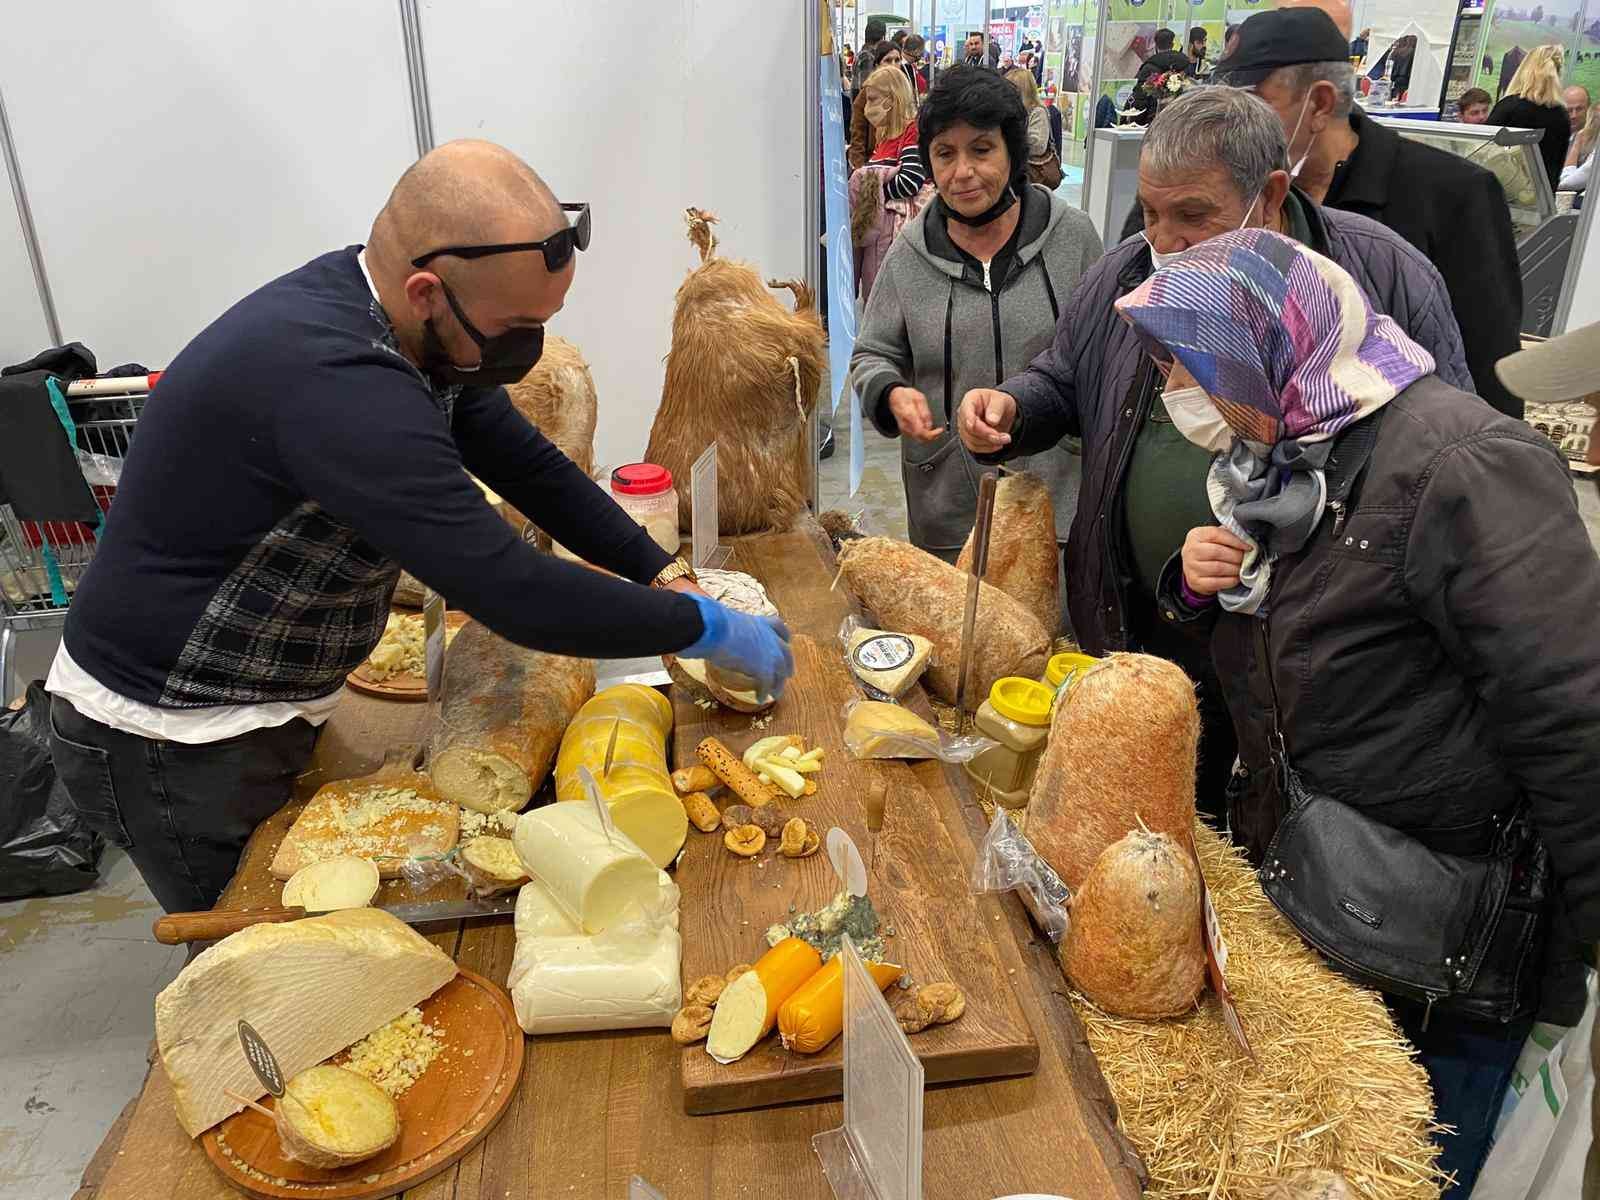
[940,185,1017,228]
[421,279,545,389]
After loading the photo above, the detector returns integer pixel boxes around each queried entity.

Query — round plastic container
[965,676,1055,810]
[1043,651,1098,706]
[609,463,680,554]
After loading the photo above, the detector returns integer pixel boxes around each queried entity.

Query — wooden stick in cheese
[154,909,456,1137]
[512,803,663,934]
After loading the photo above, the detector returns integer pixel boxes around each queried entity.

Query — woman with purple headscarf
[1118,227,1600,1196]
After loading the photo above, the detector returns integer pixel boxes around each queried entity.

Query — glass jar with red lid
[609,463,680,554]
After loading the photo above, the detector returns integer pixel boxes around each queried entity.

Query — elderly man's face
[1139,162,1280,254]
[1567,87,1591,133]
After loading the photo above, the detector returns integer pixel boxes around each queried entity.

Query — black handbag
[1258,768,1549,1027]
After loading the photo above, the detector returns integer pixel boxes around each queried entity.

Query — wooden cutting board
[269,752,458,881]
[346,611,469,701]
[674,633,1039,1114]
[200,967,522,1200]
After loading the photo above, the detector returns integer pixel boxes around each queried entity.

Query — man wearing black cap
[1215,8,1525,418]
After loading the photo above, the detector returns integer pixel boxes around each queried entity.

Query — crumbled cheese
[787,890,885,961]
[295,786,453,862]
[363,612,461,681]
[342,1006,443,1097]
[458,807,519,841]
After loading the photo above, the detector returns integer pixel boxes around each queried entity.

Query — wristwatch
[651,557,698,589]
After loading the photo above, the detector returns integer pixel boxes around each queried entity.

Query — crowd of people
[838,9,1600,1197]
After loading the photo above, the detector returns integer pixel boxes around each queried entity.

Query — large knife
[153,894,517,945]
[954,472,999,715]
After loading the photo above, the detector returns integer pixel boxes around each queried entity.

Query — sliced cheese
[506,923,682,1035]
[154,909,456,1137]
[842,701,942,759]
[512,803,662,934]
[846,627,934,699]
[280,856,379,912]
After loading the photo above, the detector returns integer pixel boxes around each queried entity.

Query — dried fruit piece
[918,983,966,1023]
[779,818,810,857]
[894,993,937,1034]
[798,829,821,857]
[685,974,728,1006]
[725,962,755,984]
[803,780,819,797]
[671,1004,714,1045]
[724,825,766,857]
[721,803,755,831]
[682,792,720,833]
[750,806,788,838]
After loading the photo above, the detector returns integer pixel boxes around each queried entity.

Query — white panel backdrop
[0,148,49,365]
[0,1,417,368]
[418,0,810,468]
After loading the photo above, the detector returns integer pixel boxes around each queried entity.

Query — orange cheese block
[705,937,823,1062]
[778,956,903,1053]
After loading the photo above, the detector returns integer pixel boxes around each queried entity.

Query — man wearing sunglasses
[45,140,793,914]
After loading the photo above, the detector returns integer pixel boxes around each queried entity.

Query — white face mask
[1162,384,1234,452]
[1143,234,1187,270]
[1284,92,1314,180]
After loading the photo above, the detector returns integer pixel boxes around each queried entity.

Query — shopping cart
[0,373,158,703]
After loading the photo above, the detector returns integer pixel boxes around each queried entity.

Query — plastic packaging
[609,463,680,554]
[0,683,104,899]
[838,615,935,701]
[966,677,1054,810]
[1043,651,1098,707]
[840,699,997,764]
[969,807,1072,943]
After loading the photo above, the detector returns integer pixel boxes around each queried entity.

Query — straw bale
[836,536,1051,709]
[1028,653,1199,890]
[956,472,1061,637]
[1064,822,1445,1200]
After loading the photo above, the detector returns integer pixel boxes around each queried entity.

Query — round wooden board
[345,611,469,702]
[201,967,524,1200]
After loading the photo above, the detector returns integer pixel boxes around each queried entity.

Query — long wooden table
[79,523,1146,1200]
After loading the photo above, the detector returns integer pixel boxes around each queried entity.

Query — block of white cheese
[846,626,934,699]
[154,908,456,1137]
[512,802,662,934]
[506,918,682,1035]
[512,871,679,939]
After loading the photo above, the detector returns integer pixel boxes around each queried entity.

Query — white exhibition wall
[417,0,809,469]
[0,1,810,470]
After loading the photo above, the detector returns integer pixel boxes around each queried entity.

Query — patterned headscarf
[1112,228,1435,616]
[1113,227,1434,448]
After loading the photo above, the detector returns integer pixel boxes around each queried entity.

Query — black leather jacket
[1159,377,1600,1022]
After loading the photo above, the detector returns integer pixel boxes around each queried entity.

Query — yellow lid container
[987,677,1054,726]
[1044,652,1099,691]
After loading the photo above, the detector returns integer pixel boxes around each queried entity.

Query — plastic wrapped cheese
[512,802,662,934]
[507,877,682,1034]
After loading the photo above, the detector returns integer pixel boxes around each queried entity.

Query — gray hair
[1271,61,1358,118]
[1143,86,1289,200]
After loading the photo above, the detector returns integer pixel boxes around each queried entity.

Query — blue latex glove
[680,593,795,698]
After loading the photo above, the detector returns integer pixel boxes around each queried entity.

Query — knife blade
[152,893,518,945]
[955,472,999,716]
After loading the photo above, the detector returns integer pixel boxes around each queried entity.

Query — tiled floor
[3,441,1598,1199]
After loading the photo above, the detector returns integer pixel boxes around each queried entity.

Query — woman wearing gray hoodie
[850,67,1102,615]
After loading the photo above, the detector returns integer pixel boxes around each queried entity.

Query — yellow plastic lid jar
[966,677,1055,807]
[1043,652,1099,705]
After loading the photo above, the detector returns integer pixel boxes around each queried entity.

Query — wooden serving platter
[201,967,522,1200]
[673,539,1039,1115]
[346,611,469,701]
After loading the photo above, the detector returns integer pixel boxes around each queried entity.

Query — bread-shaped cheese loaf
[553,684,686,867]
[956,472,1060,637]
[512,802,663,934]
[154,909,456,1137]
[837,537,1051,709]
[430,620,596,814]
[1027,653,1199,890]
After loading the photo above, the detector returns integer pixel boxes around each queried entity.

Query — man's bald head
[373,139,564,254]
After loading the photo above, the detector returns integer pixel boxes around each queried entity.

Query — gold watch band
[651,557,698,589]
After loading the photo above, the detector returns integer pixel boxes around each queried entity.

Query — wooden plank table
[81,521,1146,1200]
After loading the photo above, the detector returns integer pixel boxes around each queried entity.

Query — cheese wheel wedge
[154,909,456,1137]
[512,803,662,934]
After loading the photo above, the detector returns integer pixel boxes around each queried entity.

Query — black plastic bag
[0,682,103,898]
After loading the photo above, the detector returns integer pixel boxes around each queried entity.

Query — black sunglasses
[411,202,591,274]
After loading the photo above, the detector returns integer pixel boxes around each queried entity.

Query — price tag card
[1189,838,1253,1061]
[690,443,730,570]
[423,588,447,703]
[812,936,924,1200]
[237,1020,285,1098]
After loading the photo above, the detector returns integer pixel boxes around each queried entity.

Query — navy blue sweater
[64,247,702,708]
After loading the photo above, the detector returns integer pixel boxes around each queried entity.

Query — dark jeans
[48,695,318,912]
[1391,999,1534,1196]
[1129,593,1236,824]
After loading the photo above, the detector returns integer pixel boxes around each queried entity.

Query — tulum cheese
[506,922,682,1035]
[512,802,663,934]
[154,908,456,1137]
[845,626,934,699]
[512,872,679,939]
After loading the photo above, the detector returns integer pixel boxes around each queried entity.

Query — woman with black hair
[847,66,1101,624]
